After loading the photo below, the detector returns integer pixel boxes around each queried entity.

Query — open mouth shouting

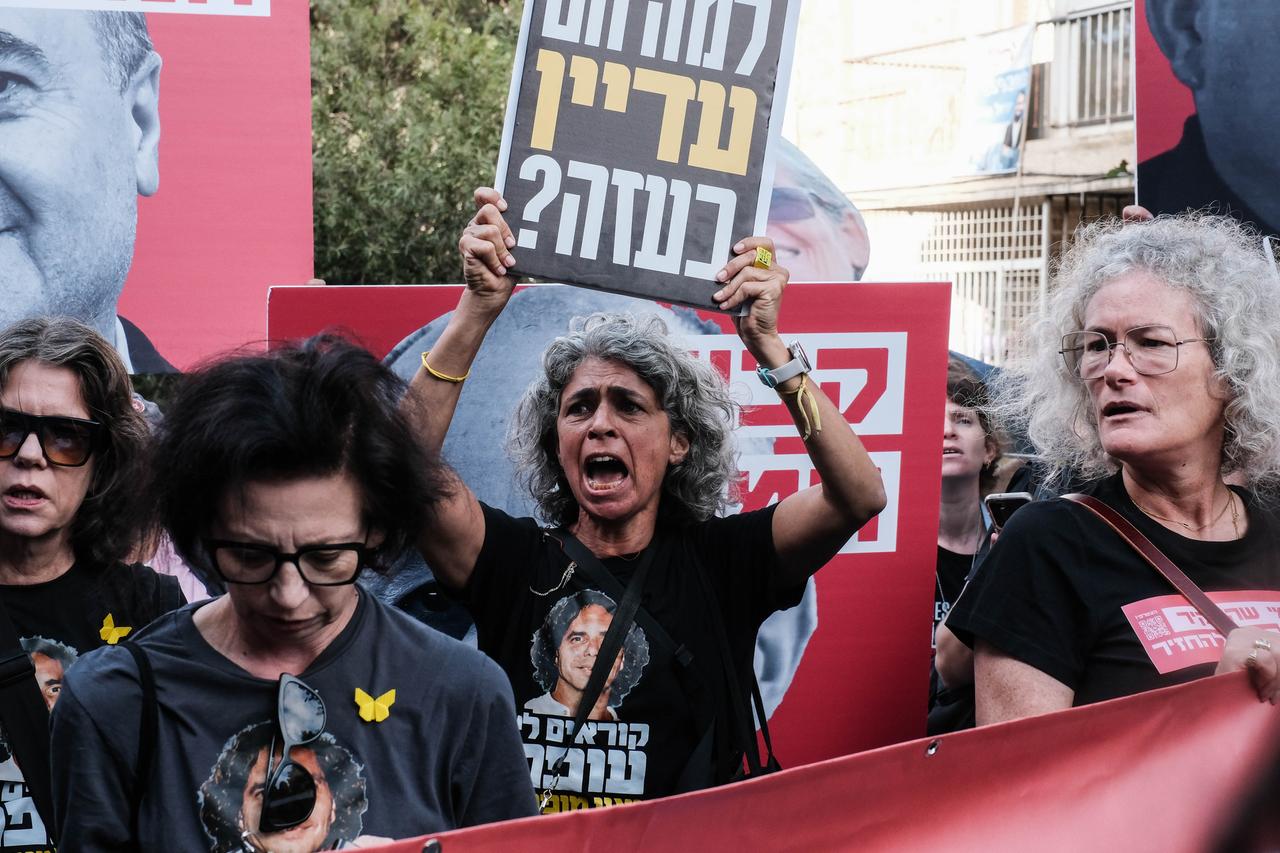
[584,454,630,492]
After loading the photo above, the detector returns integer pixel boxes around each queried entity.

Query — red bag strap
[1062,493,1239,637]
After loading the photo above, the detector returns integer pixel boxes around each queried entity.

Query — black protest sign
[496,0,799,311]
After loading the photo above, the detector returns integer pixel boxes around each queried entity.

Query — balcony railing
[1054,1,1136,126]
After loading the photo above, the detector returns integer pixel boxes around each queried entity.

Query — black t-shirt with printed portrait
[0,561,183,853]
[946,473,1280,705]
[461,502,800,812]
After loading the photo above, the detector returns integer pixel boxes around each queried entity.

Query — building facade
[787,0,1135,364]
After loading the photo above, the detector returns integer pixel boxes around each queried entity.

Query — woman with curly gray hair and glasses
[947,213,1280,723]
[402,188,885,811]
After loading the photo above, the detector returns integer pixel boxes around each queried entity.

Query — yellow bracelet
[420,351,470,384]
[777,374,822,441]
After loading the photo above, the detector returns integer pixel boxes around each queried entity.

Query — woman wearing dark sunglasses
[50,336,536,850]
[946,214,1280,722]
[0,317,185,848]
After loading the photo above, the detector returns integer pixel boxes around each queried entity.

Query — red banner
[370,673,1280,852]
[269,282,951,764]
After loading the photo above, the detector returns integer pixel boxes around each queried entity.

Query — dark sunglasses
[258,674,327,833]
[0,408,102,467]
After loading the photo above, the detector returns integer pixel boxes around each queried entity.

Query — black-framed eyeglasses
[204,539,369,586]
[258,674,327,833]
[0,408,102,467]
[1059,324,1215,381]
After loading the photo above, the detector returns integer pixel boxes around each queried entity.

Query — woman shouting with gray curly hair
[402,188,886,811]
[948,213,1280,722]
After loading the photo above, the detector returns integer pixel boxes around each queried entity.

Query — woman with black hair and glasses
[50,336,536,851]
[0,317,183,850]
[947,214,1280,723]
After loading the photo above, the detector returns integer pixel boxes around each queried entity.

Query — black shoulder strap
[121,640,156,838]
[555,528,777,781]
[568,548,653,742]
[543,539,654,803]
[551,531,694,669]
[1063,493,1238,636]
[548,530,717,793]
[0,599,58,844]
[687,553,779,778]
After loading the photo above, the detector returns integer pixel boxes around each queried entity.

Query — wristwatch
[756,342,811,388]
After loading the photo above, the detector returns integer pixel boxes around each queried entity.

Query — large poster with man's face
[1136,0,1280,238]
[0,0,312,372]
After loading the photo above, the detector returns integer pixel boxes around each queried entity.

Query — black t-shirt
[933,546,971,651]
[927,546,975,728]
[460,502,800,812]
[0,562,183,852]
[947,473,1280,706]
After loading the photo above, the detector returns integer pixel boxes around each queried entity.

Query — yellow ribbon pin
[99,613,132,645]
[354,687,396,723]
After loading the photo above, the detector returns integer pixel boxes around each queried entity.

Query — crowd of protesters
[1,200,1278,850]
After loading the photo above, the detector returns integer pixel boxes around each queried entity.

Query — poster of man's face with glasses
[0,1,312,373]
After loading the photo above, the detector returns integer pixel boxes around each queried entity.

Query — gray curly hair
[509,313,740,526]
[994,213,1280,491]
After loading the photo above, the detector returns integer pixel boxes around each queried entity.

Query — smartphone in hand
[984,492,1033,531]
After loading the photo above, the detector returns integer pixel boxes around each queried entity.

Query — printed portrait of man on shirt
[198,721,368,853]
[526,590,651,721]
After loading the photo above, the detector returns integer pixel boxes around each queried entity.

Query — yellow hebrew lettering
[568,55,599,106]
[632,68,697,164]
[601,62,631,112]
[687,81,756,176]
[531,49,567,151]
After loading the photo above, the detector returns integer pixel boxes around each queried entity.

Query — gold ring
[1247,649,1261,669]
[752,247,772,270]
[1255,638,1273,652]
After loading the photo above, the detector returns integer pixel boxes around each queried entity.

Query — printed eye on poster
[495,0,801,312]
[0,0,312,373]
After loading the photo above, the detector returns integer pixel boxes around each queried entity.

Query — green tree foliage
[311,0,522,284]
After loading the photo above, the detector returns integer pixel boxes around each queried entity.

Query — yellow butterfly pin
[99,613,132,645]
[354,688,396,723]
